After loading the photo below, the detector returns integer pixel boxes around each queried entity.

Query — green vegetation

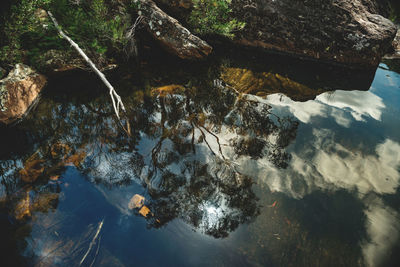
[0,0,133,70]
[0,0,50,67]
[389,2,400,23]
[188,0,245,38]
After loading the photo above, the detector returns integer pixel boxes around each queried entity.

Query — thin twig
[89,236,102,267]
[79,219,104,265]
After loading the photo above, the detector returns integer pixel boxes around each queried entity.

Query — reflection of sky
[362,197,400,267]
[2,62,399,266]
[316,90,385,122]
[93,65,399,265]
[266,89,385,127]
[228,65,400,266]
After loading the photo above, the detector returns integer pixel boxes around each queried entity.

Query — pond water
[0,49,400,267]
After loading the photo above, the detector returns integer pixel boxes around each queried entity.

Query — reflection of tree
[118,83,299,237]
[0,71,299,239]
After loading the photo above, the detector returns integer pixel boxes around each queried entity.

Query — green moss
[188,0,245,38]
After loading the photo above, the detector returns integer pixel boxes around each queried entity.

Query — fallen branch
[47,11,126,119]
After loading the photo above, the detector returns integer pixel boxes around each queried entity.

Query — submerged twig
[89,236,102,267]
[79,219,104,266]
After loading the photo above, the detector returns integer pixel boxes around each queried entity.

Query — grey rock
[230,0,397,68]
[138,0,212,59]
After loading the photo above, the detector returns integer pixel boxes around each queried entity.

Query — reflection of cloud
[316,90,385,122]
[198,198,236,236]
[362,198,400,267]
[232,126,400,265]
[267,94,328,124]
[312,130,400,195]
[244,129,400,198]
[266,90,385,127]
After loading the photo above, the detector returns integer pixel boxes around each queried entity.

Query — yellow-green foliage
[188,0,245,38]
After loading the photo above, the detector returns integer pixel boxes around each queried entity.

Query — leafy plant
[0,0,53,66]
[188,0,245,38]
[0,0,131,69]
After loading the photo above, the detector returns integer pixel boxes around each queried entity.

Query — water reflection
[236,64,400,266]
[0,51,399,266]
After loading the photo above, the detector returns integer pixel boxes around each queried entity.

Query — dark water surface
[1,51,400,267]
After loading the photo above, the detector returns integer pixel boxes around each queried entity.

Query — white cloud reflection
[362,198,400,267]
[266,89,385,127]
[220,90,398,265]
[316,90,385,122]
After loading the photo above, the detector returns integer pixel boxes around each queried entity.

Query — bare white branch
[47,11,126,119]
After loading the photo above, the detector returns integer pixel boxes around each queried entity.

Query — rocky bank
[150,0,397,67]
[0,64,46,125]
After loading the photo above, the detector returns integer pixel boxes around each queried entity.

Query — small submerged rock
[220,67,325,101]
[128,194,152,218]
[128,194,145,210]
[0,64,47,125]
[19,153,45,183]
[151,84,185,97]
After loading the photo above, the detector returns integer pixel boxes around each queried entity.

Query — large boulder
[149,0,396,67]
[0,64,47,125]
[230,0,397,67]
[137,0,212,59]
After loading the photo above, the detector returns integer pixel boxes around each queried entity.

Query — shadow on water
[0,46,398,266]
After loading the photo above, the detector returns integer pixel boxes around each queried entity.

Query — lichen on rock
[137,0,212,59]
[0,64,47,124]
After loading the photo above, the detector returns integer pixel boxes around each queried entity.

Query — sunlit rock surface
[153,0,396,66]
[230,0,397,67]
[137,0,212,59]
[0,64,46,124]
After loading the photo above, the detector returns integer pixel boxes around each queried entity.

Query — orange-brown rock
[139,205,151,217]
[0,64,47,124]
[151,84,185,97]
[19,153,45,183]
[64,151,87,167]
[14,192,31,220]
[128,194,145,210]
[220,67,325,102]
